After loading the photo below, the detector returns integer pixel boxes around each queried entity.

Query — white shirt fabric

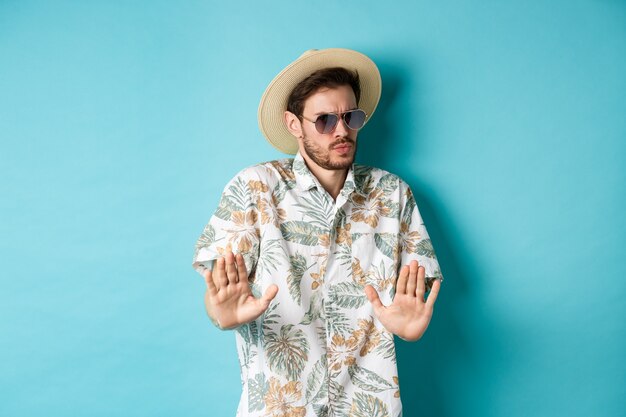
[193,151,443,417]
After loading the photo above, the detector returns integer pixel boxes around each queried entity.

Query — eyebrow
[313,107,358,116]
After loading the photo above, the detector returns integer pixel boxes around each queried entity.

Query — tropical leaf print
[287,253,309,305]
[380,199,400,218]
[313,403,330,417]
[351,258,366,286]
[301,290,323,325]
[392,376,400,399]
[401,188,417,224]
[272,180,286,204]
[354,318,382,357]
[264,377,306,417]
[328,333,358,371]
[281,221,324,246]
[331,282,367,309]
[258,196,287,227]
[269,159,296,182]
[214,194,241,220]
[350,191,390,228]
[247,179,269,194]
[248,319,260,345]
[306,354,328,403]
[335,222,352,247]
[227,176,252,210]
[224,209,259,254]
[399,220,422,254]
[294,189,333,228]
[334,240,353,267]
[415,238,435,258]
[310,271,323,290]
[247,373,269,412]
[343,177,356,190]
[214,177,252,220]
[374,233,398,260]
[335,207,347,226]
[376,173,399,196]
[314,324,328,348]
[349,392,389,417]
[353,165,375,194]
[192,154,445,415]
[258,238,285,274]
[348,365,394,393]
[236,323,252,344]
[328,379,351,417]
[326,302,352,337]
[262,302,281,333]
[196,223,215,248]
[293,157,309,176]
[265,324,310,381]
[375,329,396,362]
[365,260,395,292]
[238,337,256,371]
[351,232,366,243]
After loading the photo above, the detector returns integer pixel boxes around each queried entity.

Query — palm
[204,251,278,330]
[365,260,441,341]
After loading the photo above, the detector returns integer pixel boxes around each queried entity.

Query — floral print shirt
[192,152,443,417]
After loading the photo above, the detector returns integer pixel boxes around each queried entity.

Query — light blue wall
[1,1,624,416]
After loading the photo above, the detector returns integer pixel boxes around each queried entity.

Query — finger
[425,279,441,308]
[258,284,279,309]
[236,253,249,284]
[215,257,228,288]
[225,251,238,284]
[416,265,426,300]
[364,285,385,318]
[396,265,409,294]
[406,260,418,296]
[203,269,218,296]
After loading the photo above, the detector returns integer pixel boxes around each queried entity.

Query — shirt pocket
[350,232,400,303]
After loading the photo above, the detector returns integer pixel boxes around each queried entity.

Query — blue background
[1,1,624,416]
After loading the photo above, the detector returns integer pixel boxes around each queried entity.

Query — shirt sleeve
[192,170,261,280]
[397,181,444,291]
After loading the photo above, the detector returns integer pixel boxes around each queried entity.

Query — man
[192,48,443,417]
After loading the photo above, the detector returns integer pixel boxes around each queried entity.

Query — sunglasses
[301,109,368,134]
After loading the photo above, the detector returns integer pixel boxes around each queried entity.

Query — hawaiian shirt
[192,151,443,417]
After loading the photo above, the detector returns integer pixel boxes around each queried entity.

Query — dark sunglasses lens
[345,110,366,130]
[315,114,338,134]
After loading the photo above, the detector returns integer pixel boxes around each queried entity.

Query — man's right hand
[203,250,278,330]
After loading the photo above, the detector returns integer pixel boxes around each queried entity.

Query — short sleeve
[192,171,261,279]
[397,181,444,291]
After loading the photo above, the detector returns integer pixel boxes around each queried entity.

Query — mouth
[332,142,353,153]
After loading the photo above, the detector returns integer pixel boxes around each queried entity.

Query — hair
[286,67,361,118]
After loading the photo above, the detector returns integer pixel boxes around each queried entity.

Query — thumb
[258,284,279,308]
[365,285,385,318]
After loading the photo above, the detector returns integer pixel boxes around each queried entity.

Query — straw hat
[258,48,382,155]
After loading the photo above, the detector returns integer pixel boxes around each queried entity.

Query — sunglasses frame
[300,109,368,134]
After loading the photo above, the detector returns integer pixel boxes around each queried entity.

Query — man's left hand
[365,260,441,341]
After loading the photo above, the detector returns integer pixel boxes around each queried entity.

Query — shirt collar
[293,151,360,197]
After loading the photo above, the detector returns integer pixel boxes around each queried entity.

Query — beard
[301,135,357,171]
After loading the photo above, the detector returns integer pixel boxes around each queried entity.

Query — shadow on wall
[358,57,483,417]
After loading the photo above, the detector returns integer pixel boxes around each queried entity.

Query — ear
[284,111,303,139]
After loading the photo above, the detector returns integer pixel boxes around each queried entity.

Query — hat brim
[258,48,382,155]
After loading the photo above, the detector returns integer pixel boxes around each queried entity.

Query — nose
[333,115,350,137]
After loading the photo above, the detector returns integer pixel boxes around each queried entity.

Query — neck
[301,155,349,201]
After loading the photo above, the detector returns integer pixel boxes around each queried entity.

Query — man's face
[299,85,359,171]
